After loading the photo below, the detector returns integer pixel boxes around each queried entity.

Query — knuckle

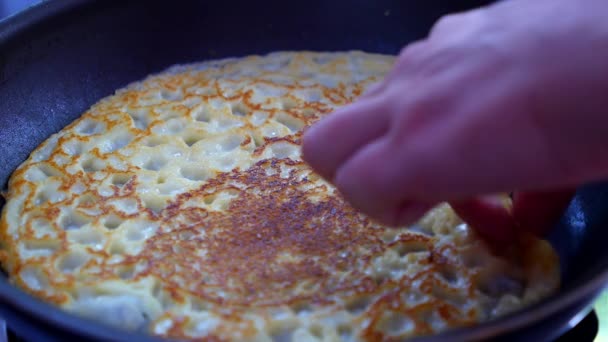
[383,84,428,118]
[431,13,465,36]
[398,41,427,61]
[431,8,486,37]
[384,46,427,95]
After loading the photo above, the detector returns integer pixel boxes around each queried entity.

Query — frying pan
[0,0,607,341]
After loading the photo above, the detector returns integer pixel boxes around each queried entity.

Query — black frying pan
[0,1,607,341]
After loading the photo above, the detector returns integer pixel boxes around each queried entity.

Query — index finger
[302,95,391,181]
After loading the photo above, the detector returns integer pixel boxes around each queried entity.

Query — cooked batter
[0,51,559,341]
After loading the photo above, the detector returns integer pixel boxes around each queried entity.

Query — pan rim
[0,0,85,46]
[0,0,607,341]
[0,3,162,341]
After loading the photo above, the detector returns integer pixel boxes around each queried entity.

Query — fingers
[389,201,437,227]
[450,195,517,242]
[511,189,575,236]
[302,0,598,238]
[359,82,385,99]
[450,189,575,243]
[302,95,391,181]
[331,133,437,227]
[332,136,401,221]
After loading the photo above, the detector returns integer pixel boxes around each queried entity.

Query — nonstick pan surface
[0,1,607,341]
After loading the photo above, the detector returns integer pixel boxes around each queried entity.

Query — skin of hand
[302,0,608,242]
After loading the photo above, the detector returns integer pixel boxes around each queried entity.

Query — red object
[450,189,575,243]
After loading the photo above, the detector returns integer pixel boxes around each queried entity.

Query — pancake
[0,51,559,341]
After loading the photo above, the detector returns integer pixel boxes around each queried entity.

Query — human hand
[303,0,608,242]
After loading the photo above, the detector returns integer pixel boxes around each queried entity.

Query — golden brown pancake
[0,51,559,341]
